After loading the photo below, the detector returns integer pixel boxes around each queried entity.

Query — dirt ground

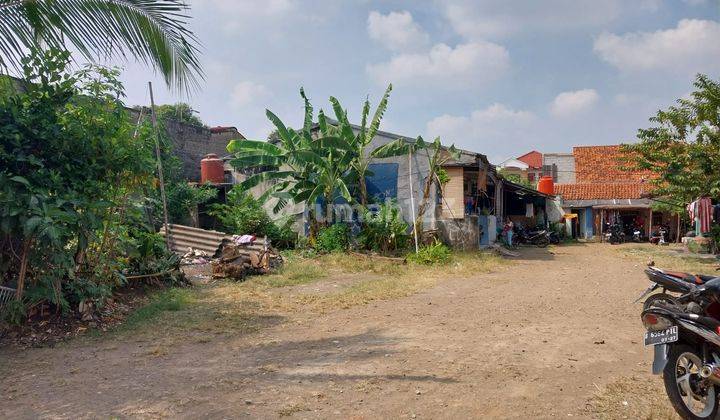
[0,243,684,419]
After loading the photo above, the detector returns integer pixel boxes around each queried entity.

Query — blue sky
[116,0,720,163]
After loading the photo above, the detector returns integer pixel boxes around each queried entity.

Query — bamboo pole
[148,82,171,251]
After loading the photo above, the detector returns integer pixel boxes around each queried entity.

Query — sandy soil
[0,243,669,419]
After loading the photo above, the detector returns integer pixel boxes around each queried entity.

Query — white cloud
[230,81,271,108]
[550,89,599,117]
[426,104,536,156]
[367,11,429,52]
[594,19,720,74]
[441,0,630,39]
[366,41,509,88]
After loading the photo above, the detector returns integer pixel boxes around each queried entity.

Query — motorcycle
[515,227,550,247]
[651,226,669,245]
[636,266,717,310]
[641,275,720,419]
[633,226,644,242]
[606,222,625,244]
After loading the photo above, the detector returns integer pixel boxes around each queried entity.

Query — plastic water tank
[537,176,554,195]
[200,153,224,184]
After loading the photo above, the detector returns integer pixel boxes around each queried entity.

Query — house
[497,150,543,183]
[552,145,678,240]
[223,123,556,249]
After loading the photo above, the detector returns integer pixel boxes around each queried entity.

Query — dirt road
[0,243,666,418]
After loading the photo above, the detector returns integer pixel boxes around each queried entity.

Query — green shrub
[407,241,452,265]
[358,201,410,254]
[208,186,297,248]
[315,223,350,253]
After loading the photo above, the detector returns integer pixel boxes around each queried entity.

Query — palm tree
[0,0,202,92]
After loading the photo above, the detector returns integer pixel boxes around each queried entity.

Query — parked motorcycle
[640,268,720,419]
[632,226,644,242]
[515,227,550,247]
[606,222,625,244]
[636,266,716,310]
[651,225,670,245]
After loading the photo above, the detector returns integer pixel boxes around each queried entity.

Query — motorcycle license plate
[644,326,678,346]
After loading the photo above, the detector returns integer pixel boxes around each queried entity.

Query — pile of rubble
[180,248,211,265]
[211,236,283,280]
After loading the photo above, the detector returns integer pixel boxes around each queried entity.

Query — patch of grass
[293,251,505,310]
[122,288,194,330]
[619,244,718,275]
[255,258,327,288]
[588,376,676,419]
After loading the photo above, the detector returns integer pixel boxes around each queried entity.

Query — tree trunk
[15,236,32,300]
[413,168,435,243]
[359,176,368,206]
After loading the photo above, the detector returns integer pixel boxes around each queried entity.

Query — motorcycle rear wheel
[643,293,679,311]
[663,344,719,420]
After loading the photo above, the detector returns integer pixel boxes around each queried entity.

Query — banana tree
[226,89,357,228]
[327,84,392,205]
[372,136,460,244]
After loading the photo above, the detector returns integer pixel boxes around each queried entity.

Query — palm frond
[0,0,204,92]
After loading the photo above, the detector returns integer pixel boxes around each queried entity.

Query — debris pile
[211,237,283,280]
[181,248,211,265]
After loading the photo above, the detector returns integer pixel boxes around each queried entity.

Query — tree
[328,84,392,205]
[0,0,202,92]
[622,74,720,203]
[226,88,356,227]
[0,49,159,311]
[372,136,460,241]
[153,103,204,127]
[497,168,535,190]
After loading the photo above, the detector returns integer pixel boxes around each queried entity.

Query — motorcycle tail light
[642,313,673,331]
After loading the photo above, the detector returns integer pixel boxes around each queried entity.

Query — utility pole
[148,82,171,251]
[408,149,419,253]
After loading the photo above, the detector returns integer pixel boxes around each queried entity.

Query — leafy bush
[407,241,452,265]
[315,223,350,253]
[208,186,297,248]
[358,201,410,254]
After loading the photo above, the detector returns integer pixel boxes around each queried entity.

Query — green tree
[328,84,392,205]
[372,136,460,241]
[227,88,356,227]
[155,102,204,126]
[622,74,720,203]
[497,168,535,190]
[0,49,157,312]
[0,0,202,91]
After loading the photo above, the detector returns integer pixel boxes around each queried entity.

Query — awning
[563,213,578,219]
[592,204,651,209]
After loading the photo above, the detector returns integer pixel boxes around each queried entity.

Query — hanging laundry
[525,203,534,218]
[698,197,713,233]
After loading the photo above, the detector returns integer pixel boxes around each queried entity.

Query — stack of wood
[211,240,283,280]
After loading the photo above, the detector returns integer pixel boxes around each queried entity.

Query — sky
[114,0,720,163]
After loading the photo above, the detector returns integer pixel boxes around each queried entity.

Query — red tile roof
[517,150,542,169]
[553,183,650,200]
[573,145,654,183]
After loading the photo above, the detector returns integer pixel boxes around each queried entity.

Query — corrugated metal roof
[159,224,230,255]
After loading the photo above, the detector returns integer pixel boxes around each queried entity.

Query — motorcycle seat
[664,271,715,285]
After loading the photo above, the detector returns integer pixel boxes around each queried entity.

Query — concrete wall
[543,153,575,184]
[437,215,480,250]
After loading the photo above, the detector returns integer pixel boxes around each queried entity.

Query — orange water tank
[200,153,224,184]
[537,176,554,195]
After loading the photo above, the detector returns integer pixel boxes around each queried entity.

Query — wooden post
[648,208,653,241]
[408,149,419,253]
[676,213,681,243]
[148,82,171,251]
